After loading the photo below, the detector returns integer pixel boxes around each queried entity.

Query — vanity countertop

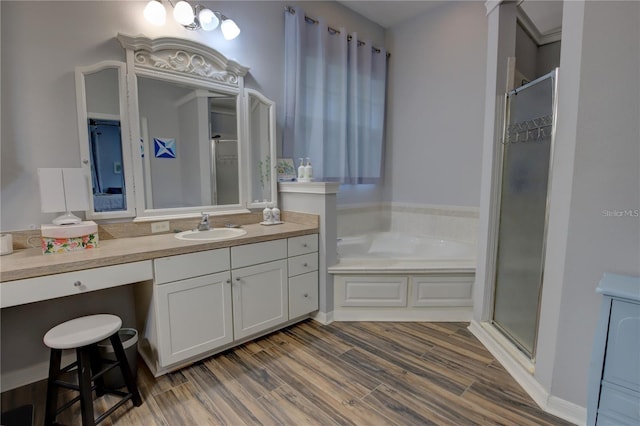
[0,221,318,282]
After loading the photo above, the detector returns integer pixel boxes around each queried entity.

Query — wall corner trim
[485,0,503,16]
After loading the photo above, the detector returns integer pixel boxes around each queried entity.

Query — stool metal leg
[109,334,142,406]
[77,347,96,426]
[44,349,62,426]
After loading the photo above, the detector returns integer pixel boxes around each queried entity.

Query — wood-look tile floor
[1,321,573,425]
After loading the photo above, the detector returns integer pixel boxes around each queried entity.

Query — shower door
[492,70,557,358]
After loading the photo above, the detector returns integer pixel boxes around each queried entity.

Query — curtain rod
[285,6,391,58]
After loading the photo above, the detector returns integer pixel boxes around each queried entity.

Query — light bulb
[173,1,194,26]
[143,0,166,26]
[220,18,240,40]
[198,8,219,31]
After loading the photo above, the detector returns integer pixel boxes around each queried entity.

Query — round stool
[43,314,142,426]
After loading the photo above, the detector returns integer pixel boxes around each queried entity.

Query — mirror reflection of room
[137,77,240,210]
[209,95,239,205]
[87,119,125,212]
[84,68,127,213]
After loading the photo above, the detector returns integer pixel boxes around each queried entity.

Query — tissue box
[41,221,99,254]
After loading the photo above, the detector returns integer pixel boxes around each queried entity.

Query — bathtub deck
[1,320,572,425]
[329,257,476,274]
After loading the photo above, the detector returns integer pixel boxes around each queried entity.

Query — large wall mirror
[75,60,136,219]
[76,34,277,221]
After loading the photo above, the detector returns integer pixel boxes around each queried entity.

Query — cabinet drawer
[0,261,153,308]
[154,248,229,285]
[288,253,318,277]
[289,272,318,318]
[231,239,287,269]
[288,234,318,257]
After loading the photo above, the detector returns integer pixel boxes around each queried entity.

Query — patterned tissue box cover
[41,221,99,254]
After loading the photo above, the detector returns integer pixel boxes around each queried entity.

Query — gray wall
[515,24,561,83]
[0,0,384,231]
[515,23,538,81]
[536,41,561,77]
[382,1,488,207]
[543,0,640,405]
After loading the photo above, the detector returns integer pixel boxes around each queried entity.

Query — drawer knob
[302,243,307,248]
[226,279,231,284]
[303,263,308,267]
[235,277,241,282]
[73,281,82,287]
[303,293,309,298]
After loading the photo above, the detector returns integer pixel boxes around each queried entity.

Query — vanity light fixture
[143,0,240,40]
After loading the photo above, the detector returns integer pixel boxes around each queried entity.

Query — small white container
[297,158,305,181]
[271,205,281,223]
[0,234,13,255]
[304,158,313,180]
[262,206,273,223]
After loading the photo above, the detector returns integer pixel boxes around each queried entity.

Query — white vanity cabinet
[141,233,319,376]
[153,249,232,367]
[588,273,640,426]
[287,234,319,318]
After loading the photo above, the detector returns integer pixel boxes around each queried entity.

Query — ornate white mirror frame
[75,60,136,220]
[116,33,277,221]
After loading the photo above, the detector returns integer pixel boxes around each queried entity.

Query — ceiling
[338,1,446,29]
[338,0,563,43]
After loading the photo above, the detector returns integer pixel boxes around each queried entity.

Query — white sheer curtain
[284,6,387,183]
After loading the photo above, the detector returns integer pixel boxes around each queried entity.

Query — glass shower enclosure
[492,69,558,358]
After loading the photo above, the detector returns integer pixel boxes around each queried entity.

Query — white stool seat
[44,314,122,350]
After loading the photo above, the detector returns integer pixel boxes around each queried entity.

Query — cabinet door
[602,300,640,392]
[289,271,318,319]
[156,271,232,367]
[232,259,288,340]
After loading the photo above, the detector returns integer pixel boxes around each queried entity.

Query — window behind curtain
[284,6,388,184]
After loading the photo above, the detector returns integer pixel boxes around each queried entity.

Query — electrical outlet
[151,221,170,234]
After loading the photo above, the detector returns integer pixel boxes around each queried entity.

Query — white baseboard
[546,395,587,426]
[312,310,334,324]
[468,321,586,426]
[1,350,76,392]
[333,308,472,322]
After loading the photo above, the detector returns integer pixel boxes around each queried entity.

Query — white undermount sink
[174,227,247,241]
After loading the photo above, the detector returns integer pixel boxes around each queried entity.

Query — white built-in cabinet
[141,234,318,375]
[587,273,640,425]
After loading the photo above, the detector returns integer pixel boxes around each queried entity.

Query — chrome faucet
[197,213,210,231]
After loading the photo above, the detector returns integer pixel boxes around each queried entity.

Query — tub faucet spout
[198,213,210,231]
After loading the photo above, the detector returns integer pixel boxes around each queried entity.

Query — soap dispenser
[297,158,305,181]
[262,203,272,223]
[271,204,281,223]
[304,157,313,181]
